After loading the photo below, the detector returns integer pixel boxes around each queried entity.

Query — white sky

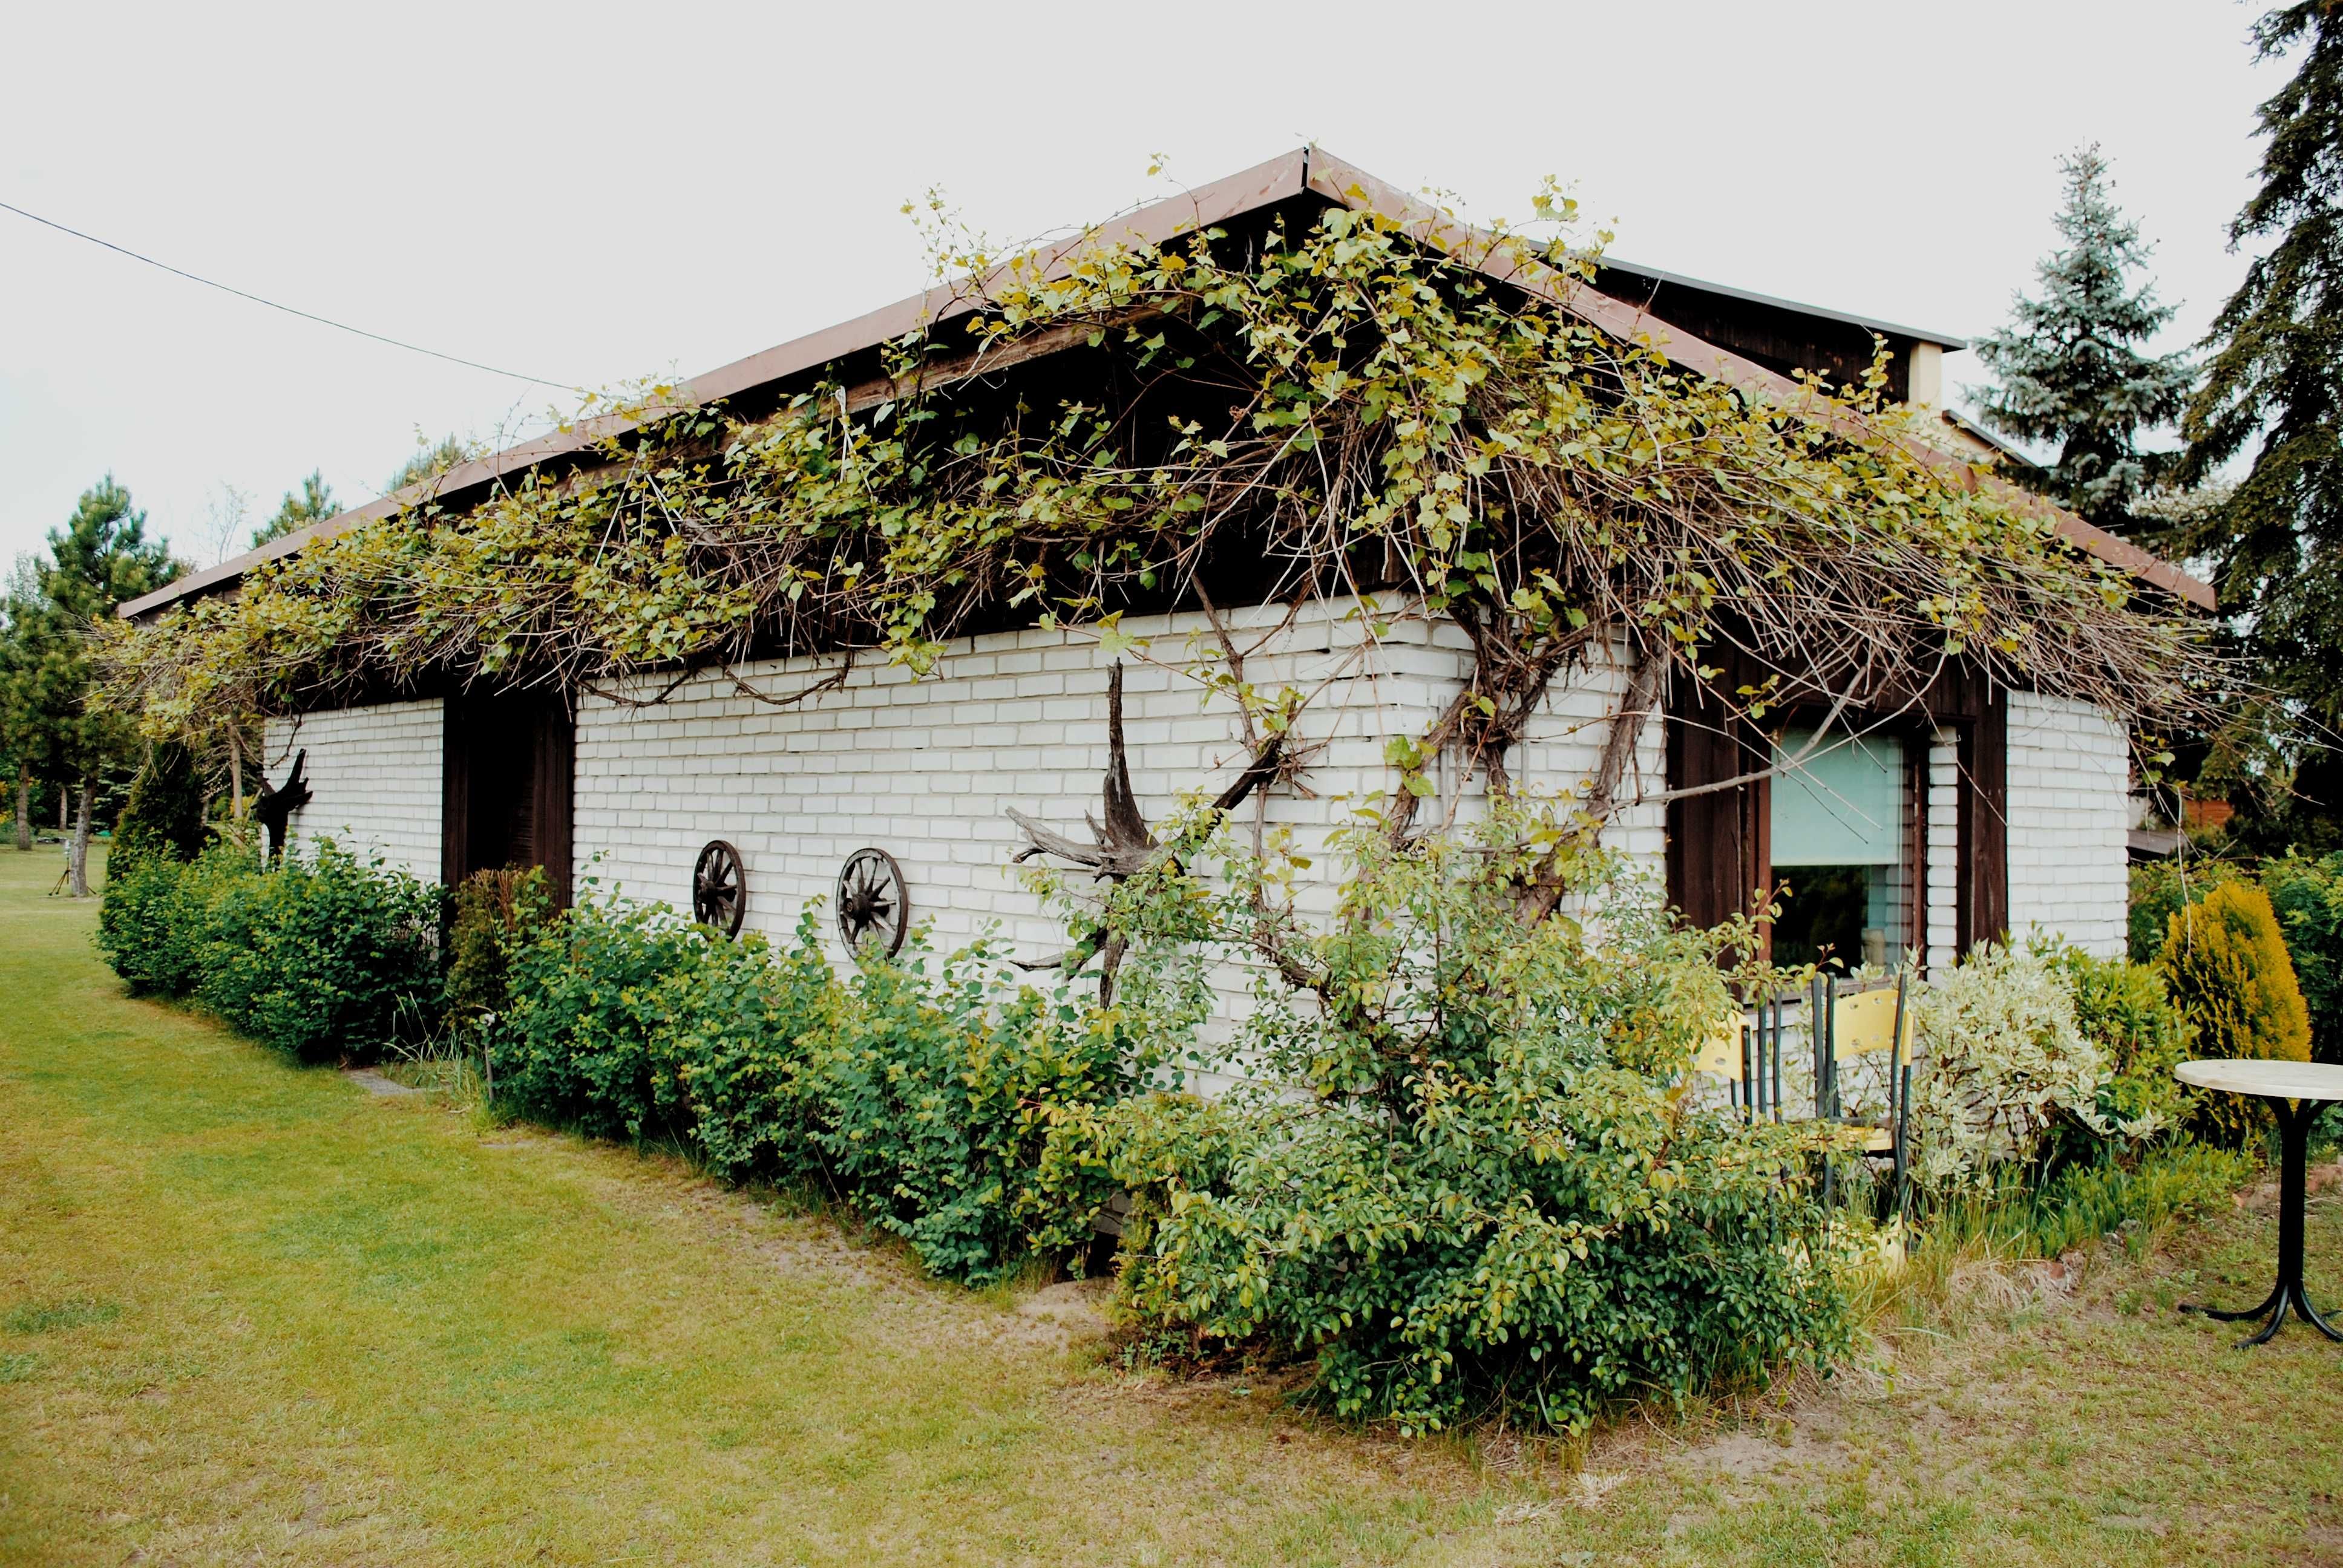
[0,1,2287,576]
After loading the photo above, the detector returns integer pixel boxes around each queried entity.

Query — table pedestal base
[2181,1099,2342,1348]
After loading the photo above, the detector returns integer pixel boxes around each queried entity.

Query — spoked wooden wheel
[835,846,909,958]
[692,840,747,936]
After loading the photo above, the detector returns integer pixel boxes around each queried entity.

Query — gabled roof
[120,147,2213,619]
[1594,255,1969,353]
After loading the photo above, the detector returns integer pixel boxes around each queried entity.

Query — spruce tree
[2180,2,2343,840]
[1972,145,2194,533]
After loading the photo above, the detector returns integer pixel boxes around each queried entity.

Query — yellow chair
[1688,995,1792,1123]
[1814,972,1914,1204]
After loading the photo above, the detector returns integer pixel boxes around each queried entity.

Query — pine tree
[11,478,182,893]
[2183,4,2343,738]
[387,433,482,494]
[1972,145,2194,532]
[252,469,338,547]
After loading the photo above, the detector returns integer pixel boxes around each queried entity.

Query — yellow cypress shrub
[2159,880,2313,1143]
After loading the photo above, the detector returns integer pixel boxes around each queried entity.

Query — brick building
[122,151,2199,993]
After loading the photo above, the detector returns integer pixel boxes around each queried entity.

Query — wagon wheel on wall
[692,840,748,936]
[836,847,910,958]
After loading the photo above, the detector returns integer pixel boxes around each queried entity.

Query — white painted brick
[266,699,442,880]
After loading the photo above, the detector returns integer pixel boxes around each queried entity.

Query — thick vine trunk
[68,780,92,897]
[1516,644,1664,926]
[228,728,245,819]
[11,773,27,851]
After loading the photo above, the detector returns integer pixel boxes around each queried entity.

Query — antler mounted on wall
[252,748,312,864]
[1009,664,1285,1002]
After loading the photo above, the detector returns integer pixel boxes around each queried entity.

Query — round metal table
[2175,1058,2343,1347]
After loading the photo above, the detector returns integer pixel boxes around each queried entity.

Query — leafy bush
[795,938,1138,1280]
[95,842,256,997]
[1906,944,2119,1195]
[1085,818,1853,1436]
[192,843,443,1062]
[96,839,442,1062]
[491,897,716,1142]
[2056,947,2197,1148]
[483,900,1150,1284]
[2262,852,2343,1062]
[2159,880,2312,1144]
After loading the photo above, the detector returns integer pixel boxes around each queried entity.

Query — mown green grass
[3,842,2341,1565]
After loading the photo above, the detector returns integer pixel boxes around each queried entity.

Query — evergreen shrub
[110,742,207,875]
[2159,880,2313,1143]
[2127,858,2243,963]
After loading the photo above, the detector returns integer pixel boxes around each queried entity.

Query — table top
[2176,1058,2343,1102]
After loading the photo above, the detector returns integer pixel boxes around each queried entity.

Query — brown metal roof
[119,147,2212,619]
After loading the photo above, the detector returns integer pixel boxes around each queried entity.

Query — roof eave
[120,145,2210,620]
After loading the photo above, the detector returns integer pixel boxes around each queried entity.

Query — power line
[0,198,583,391]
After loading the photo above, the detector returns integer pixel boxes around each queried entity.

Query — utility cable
[0,198,583,391]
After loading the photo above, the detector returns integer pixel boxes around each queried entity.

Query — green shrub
[483,900,1139,1284]
[1084,815,1853,1436]
[194,843,443,1063]
[490,897,714,1142]
[96,841,259,998]
[1906,944,2122,1195]
[797,939,1136,1281]
[2262,852,2343,1063]
[2056,947,2197,1146]
[2128,859,2243,964]
[2160,879,2313,1143]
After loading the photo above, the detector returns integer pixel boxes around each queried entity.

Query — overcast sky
[0,1,2289,577]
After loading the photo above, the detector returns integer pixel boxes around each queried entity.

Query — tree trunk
[68,780,92,897]
[58,789,67,834]
[228,728,245,819]
[11,773,27,852]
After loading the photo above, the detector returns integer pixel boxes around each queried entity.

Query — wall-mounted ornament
[836,846,909,958]
[692,840,747,936]
[252,748,312,866]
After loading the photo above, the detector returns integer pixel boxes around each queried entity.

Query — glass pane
[1769,729,1904,867]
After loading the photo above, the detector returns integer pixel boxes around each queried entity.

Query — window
[1768,728,1908,971]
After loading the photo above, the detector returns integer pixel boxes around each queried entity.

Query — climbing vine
[102,177,2221,841]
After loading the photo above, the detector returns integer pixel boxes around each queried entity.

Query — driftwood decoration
[1009,664,1283,1003]
[252,749,312,864]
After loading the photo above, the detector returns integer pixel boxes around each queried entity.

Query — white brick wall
[1925,728,1959,975]
[571,604,1663,978]
[252,643,2134,987]
[264,699,444,880]
[2005,691,2129,957]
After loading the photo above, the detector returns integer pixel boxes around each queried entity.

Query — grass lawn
[2,845,2341,1565]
